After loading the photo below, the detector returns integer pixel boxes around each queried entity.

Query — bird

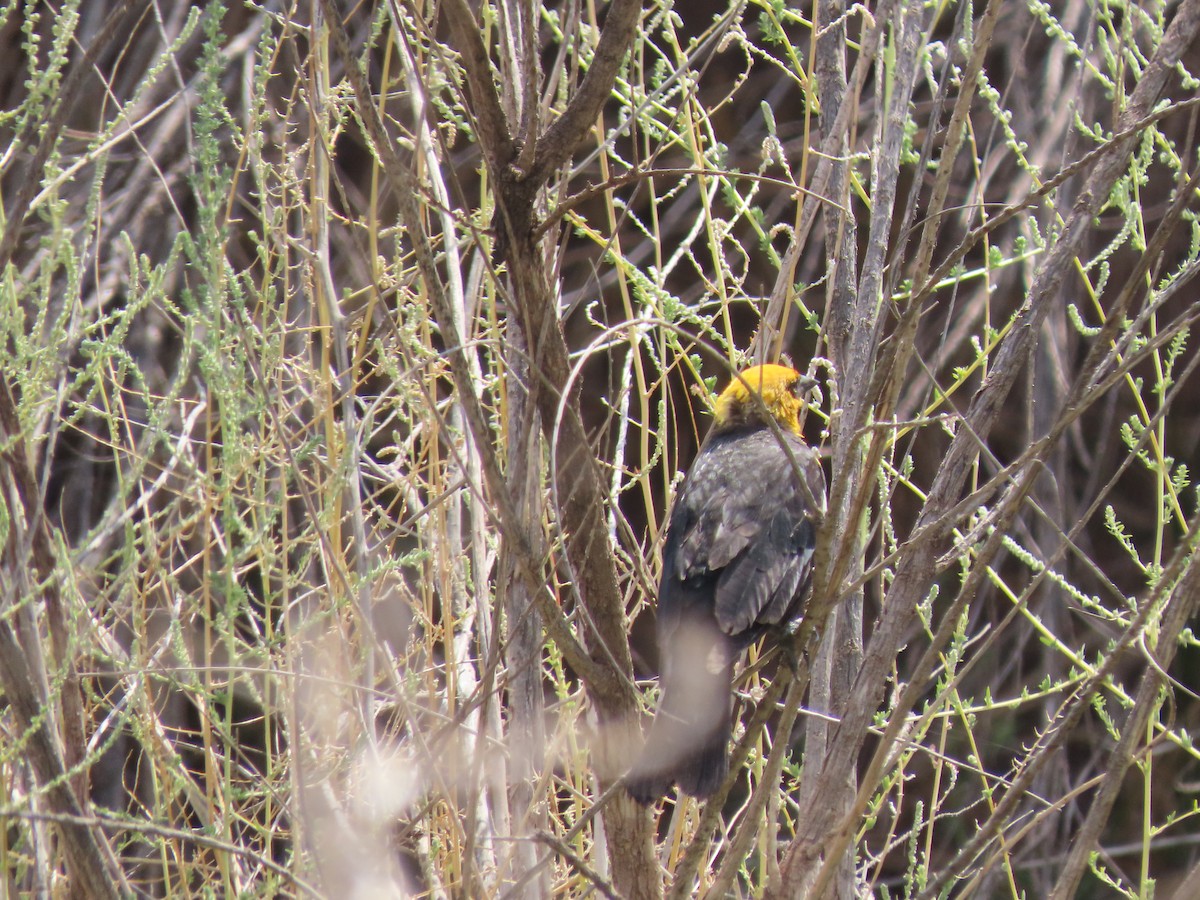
[626,363,825,805]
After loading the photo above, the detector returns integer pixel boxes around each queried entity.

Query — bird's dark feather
[627,426,823,804]
[662,427,822,647]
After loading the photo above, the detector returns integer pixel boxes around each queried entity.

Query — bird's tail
[626,625,733,805]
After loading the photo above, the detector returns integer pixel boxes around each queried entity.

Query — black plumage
[627,418,824,804]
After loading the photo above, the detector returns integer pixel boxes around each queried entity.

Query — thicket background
[3,0,1200,897]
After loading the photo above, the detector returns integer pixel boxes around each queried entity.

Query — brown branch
[439,0,517,174]
[918,506,1200,900]
[317,0,613,697]
[0,376,128,898]
[749,0,900,363]
[536,166,839,240]
[776,0,1200,892]
[338,0,664,891]
[0,4,159,893]
[441,0,657,892]
[534,830,624,900]
[527,0,643,185]
[1048,548,1200,898]
[0,0,149,274]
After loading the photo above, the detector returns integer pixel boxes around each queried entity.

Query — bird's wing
[661,430,822,639]
[714,509,815,635]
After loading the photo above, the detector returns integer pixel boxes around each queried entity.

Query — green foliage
[4,0,1200,896]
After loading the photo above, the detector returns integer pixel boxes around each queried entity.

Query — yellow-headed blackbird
[627,364,825,804]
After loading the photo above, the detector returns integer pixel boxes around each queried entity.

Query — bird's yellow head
[712,364,807,435]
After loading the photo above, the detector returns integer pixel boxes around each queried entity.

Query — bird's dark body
[627,425,824,803]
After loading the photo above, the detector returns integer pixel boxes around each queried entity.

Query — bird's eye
[790,375,815,398]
